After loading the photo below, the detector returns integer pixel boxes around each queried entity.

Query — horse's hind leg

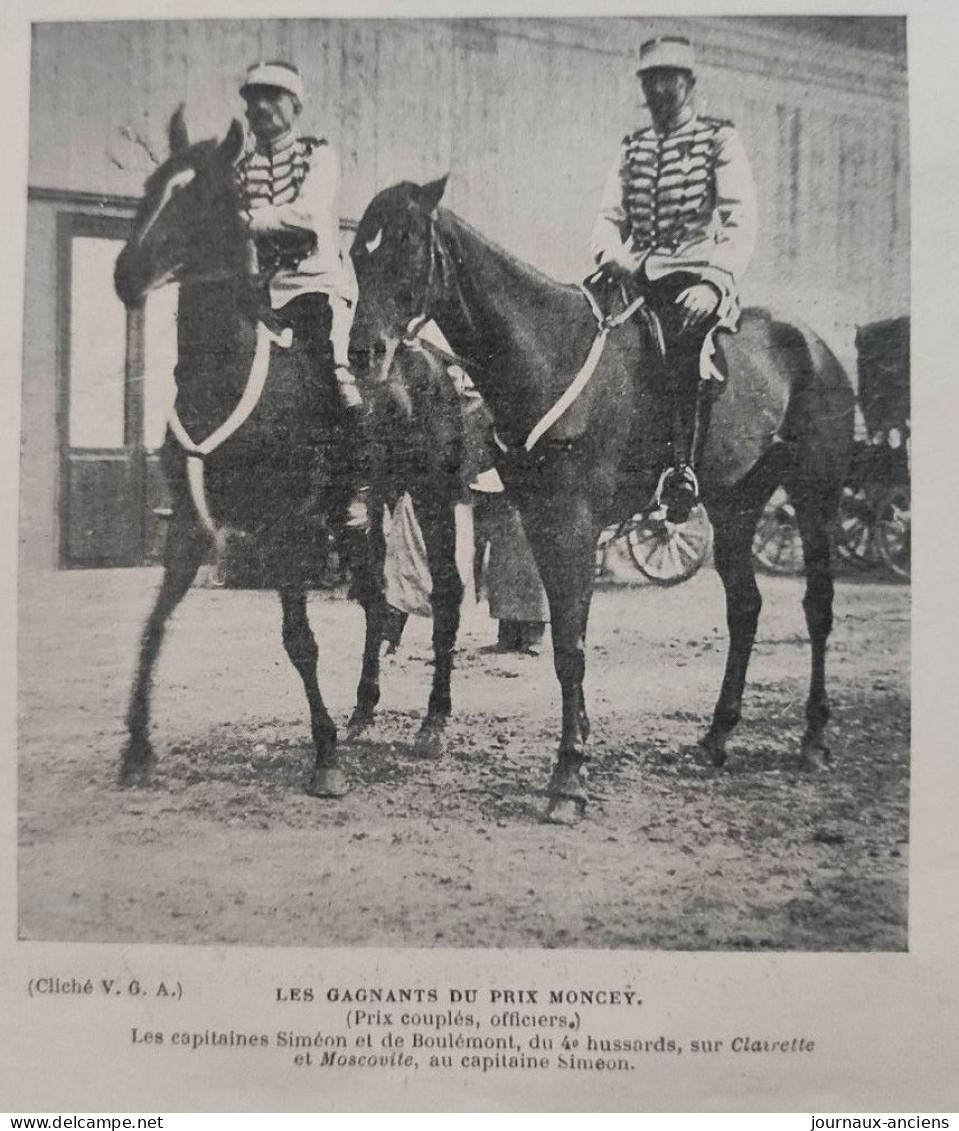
[120,515,207,786]
[278,585,345,797]
[701,488,771,767]
[414,496,463,756]
[789,480,842,771]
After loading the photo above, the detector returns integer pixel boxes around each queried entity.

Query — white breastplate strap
[521,287,646,453]
[169,321,293,534]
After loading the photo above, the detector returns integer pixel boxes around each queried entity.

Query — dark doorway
[58,213,175,566]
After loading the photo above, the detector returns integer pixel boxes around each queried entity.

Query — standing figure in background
[471,469,548,656]
[591,36,758,522]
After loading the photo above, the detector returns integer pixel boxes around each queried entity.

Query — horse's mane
[438,208,586,310]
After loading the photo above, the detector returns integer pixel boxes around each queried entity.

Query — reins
[401,217,654,456]
[403,213,451,349]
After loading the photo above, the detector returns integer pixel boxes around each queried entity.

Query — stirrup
[650,465,700,524]
[653,465,699,505]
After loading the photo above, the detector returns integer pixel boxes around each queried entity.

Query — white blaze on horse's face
[364,227,383,255]
[135,166,197,247]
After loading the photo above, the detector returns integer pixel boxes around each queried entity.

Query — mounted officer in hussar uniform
[234,60,370,534]
[591,36,758,521]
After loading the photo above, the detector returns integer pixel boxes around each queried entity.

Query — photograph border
[2,0,956,1113]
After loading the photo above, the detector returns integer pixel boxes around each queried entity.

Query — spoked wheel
[833,485,879,570]
[874,484,910,581]
[627,503,713,586]
[752,490,804,575]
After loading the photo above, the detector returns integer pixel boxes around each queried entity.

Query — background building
[22,16,908,568]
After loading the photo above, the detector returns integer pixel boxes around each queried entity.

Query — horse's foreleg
[414,497,463,755]
[120,516,207,786]
[278,585,345,797]
[523,496,596,820]
[791,482,841,771]
[343,514,387,739]
[701,494,767,767]
[346,594,386,739]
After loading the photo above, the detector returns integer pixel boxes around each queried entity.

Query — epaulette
[300,135,328,155]
[700,115,735,130]
[622,124,653,145]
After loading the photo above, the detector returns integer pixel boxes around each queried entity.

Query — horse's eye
[364,228,384,255]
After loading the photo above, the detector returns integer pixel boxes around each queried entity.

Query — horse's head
[114,107,246,307]
[349,176,449,375]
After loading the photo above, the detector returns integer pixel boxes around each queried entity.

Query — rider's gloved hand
[676,282,721,330]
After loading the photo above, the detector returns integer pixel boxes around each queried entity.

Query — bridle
[401,211,450,345]
[129,161,261,294]
[359,209,457,388]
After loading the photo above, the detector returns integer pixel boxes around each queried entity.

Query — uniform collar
[253,128,298,157]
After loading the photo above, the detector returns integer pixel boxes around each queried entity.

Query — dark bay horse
[113,114,470,794]
[350,177,855,819]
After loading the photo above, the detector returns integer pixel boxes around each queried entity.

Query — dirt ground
[18,562,909,951]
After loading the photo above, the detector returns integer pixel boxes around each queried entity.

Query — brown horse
[350,177,856,819]
[113,114,472,794]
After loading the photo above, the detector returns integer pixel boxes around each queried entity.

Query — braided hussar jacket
[591,113,757,328]
[234,131,356,310]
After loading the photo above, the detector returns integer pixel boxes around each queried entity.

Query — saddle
[583,268,728,520]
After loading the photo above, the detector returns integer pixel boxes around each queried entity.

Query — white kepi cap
[240,61,304,103]
[636,36,696,74]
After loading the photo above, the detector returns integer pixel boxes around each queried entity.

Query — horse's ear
[169,105,190,155]
[219,118,245,164]
[414,175,449,214]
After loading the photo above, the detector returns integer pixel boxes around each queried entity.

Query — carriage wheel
[833,485,879,570]
[874,484,910,581]
[752,491,804,575]
[627,503,713,586]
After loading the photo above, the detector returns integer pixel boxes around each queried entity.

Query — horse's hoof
[542,793,587,825]
[346,711,374,741]
[308,764,349,798]
[800,740,832,774]
[414,719,447,759]
[118,739,155,787]
[697,731,728,768]
[543,759,588,823]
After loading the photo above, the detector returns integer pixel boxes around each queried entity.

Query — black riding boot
[656,343,706,524]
